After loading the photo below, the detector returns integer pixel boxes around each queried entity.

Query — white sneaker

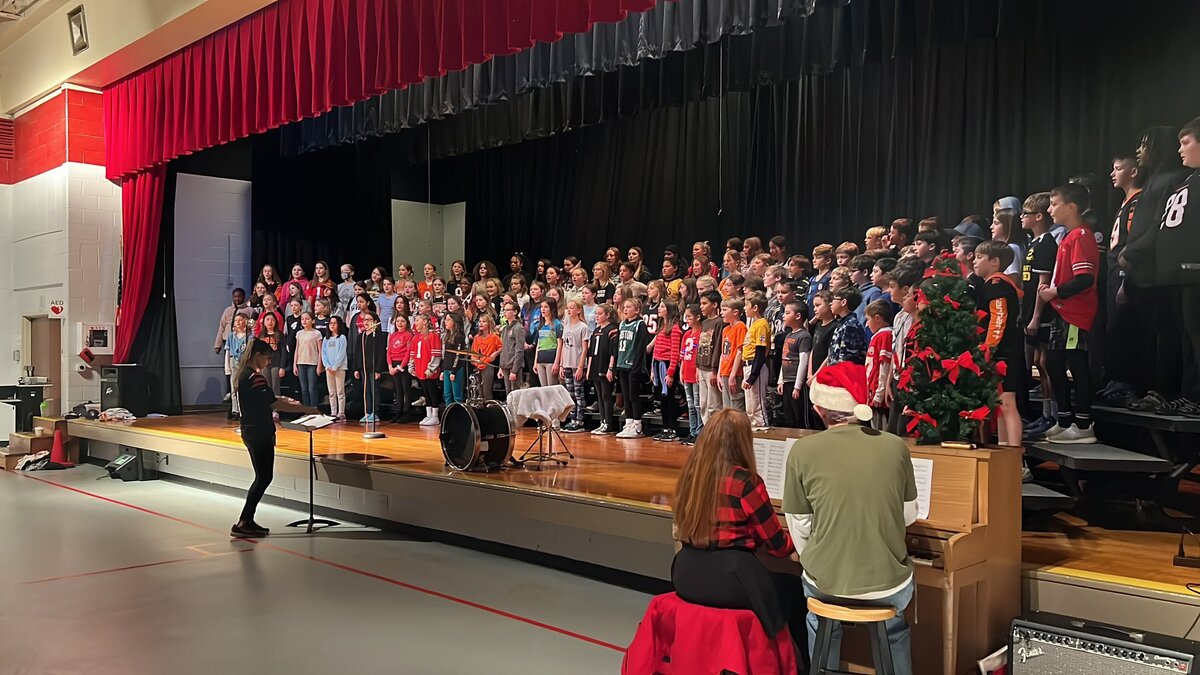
[418,416,438,427]
[615,420,639,439]
[414,396,427,406]
[591,422,609,435]
[1043,424,1070,440]
[1047,424,1096,445]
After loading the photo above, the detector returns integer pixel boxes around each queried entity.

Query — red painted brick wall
[0,89,105,185]
[67,89,105,167]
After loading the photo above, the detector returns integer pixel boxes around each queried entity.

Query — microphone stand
[362,326,385,439]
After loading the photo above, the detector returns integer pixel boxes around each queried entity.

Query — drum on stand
[439,400,516,471]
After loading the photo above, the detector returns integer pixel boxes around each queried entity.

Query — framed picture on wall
[67,5,88,55]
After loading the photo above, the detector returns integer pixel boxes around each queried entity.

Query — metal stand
[282,420,339,533]
[516,417,574,471]
[361,330,385,439]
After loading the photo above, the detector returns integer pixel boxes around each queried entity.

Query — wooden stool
[807,597,898,675]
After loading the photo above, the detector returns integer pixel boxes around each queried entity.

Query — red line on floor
[13,472,626,653]
[23,558,195,585]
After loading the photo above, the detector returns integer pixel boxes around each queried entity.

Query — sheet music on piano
[911,457,933,520]
[751,437,796,502]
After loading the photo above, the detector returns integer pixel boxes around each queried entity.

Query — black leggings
[390,367,411,419]
[1047,348,1092,424]
[239,434,275,523]
[616,369,644,420]
[593,375,615,428]
[418,377,442,408]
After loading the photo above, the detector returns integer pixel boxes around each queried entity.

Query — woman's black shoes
[231,521,269,538]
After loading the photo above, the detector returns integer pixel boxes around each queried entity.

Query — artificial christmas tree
[896,253,1003,444]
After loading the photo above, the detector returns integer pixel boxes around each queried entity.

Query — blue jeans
[803,576,914,675]
[442,366,466,405]
[296,364,320,407]
[682,382,702,437]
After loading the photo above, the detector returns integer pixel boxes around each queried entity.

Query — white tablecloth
[506,385,574,426]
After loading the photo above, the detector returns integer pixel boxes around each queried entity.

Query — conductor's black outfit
[238,369,277,523]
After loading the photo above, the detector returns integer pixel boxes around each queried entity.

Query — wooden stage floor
[68,413,1200,595]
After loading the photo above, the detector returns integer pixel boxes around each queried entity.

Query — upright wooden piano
[757,431,1022,675]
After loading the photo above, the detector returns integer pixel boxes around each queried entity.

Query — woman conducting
[230,339,302,537]
[672,409,795,635]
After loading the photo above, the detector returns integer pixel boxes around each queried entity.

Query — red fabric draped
[102,0,667,180]
[114,165,166,363]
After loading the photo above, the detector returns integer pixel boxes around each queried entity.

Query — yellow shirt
[742,318,771,361]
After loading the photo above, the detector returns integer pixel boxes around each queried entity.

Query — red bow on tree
[975,309,988,320]
[941,352,982,384]
[959,405,991,421]
[897,367,914,391]
[943,294,961,310]
[923,265,959,279]
[912,345,939,362]
[913,289,930,307]
[994,360,1007,376]
[904,409,939,434]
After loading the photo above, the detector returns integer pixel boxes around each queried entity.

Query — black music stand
[282,414,340,534]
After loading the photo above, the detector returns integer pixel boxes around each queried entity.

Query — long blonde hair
[231,338,259,393]
[673,410,758,547]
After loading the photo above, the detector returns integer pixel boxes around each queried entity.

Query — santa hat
[810,362,873,422]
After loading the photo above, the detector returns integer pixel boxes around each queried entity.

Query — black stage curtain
[251,130,393,275]
[283,0,817,156]
[412,0,1200,260]
[127,169,184,415]
[273,0,1200,261]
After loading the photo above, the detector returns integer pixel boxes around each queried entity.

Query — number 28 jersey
[1156,170,1200,285]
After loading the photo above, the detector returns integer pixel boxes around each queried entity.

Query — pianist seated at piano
[671,409,796,636]
[783,362,919,675]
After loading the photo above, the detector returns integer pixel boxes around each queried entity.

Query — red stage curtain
[102,0,667,180]
[114,165,166,363]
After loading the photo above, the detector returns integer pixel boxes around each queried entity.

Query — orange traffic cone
[50,429,74,468]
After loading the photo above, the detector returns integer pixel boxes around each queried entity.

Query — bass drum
[439,400,517,471]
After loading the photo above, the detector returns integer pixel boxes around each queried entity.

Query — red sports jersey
[680,329,700,384]
[865,327,894,408]
[411,331,442,380]
[1050,226,1099,330]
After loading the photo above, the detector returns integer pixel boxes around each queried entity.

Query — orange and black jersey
[980,274,1024,362]
[1109,189,1142,257]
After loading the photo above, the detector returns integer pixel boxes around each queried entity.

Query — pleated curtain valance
[102,0,671,180]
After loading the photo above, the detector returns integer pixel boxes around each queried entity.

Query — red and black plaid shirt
[708,467,794,557]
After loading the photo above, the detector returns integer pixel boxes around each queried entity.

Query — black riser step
[1021,483,1076,511]
[1026,441,1175,473]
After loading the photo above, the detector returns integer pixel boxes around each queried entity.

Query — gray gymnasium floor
[0,465,651,674]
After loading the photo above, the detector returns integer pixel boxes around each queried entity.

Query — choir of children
[218,116,1200,445]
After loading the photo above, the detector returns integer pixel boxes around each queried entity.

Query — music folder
[284,414,337,431]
